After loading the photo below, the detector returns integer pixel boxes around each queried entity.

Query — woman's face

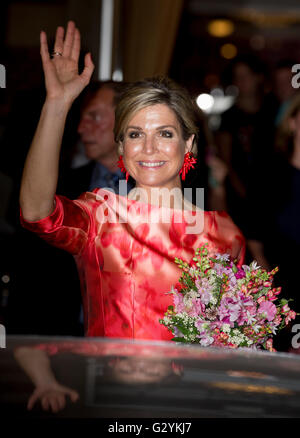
[110,357,175,384]
[121,104,193,190]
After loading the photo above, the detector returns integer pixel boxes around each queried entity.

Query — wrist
[43,96,73,114]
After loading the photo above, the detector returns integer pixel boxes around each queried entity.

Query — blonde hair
[114,77,199,155]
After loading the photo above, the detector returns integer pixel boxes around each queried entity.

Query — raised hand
[40,20,94,104]
[27,382,79,413]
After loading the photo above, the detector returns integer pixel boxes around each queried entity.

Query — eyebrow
[126,124,178,131]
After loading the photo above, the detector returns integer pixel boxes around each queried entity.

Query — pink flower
[258,301,277,321]
[257,296,266,304]
[173,293,185,313]
[282,304,290,313]
[267,290,277,302]
[266,338,276,352]
[285,310,296,325]
[273,315,282,325]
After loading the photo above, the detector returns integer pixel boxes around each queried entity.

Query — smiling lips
[138,161,166,168]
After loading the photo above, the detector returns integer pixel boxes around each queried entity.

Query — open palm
[27,382,79,413]
[40,20,94,103]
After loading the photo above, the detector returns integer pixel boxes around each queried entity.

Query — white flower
[189,267,199,277]
[222,324,231,334]
[269,323,277,335]
[250,261,261,271]
[183,291,199,309]
[200,336,214,347]
[210,296,218,305]
[246,311,257,325]
[215,253,230,262]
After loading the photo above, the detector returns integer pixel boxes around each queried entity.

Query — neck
[128,179,196,210]
[97,150,119,173]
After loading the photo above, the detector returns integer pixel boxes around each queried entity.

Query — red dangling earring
[179,151,197,181]
[117,155,129,181]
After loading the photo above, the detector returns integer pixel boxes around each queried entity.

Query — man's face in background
[77,87,117,162]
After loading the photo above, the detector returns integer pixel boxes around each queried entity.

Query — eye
[94,114,102,122]
[128,131,141,139]
[159,130,173,138]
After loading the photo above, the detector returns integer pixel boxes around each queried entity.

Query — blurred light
[1,275,10,284]
[196,94,214,112]
[208,19,234,38]
[196,93,235,115]
[208,114,221,131]
[210,381,293,395]
[225,85,239,97]
[112,69,123,82]
[211,87,224,97]
[210,96,235,114]
[220,43,237,59]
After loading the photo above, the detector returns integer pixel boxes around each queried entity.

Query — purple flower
[200,290,211,305]
[188,298,204,317]
[235,268,246,279]
[199,334,214,346]
[258,301,277,322]
[218,296,242,326]
[173,293,185,313]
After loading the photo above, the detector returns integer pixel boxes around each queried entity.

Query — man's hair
[82,80,127,108]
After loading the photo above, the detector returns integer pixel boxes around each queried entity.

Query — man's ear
[185,135,195,154]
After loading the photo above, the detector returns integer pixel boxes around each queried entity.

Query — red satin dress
[20,188,245,341]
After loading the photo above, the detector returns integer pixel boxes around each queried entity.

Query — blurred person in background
[247,94,300,351]
[182,105,228,212]
[215,55,266,237]
[58,80,135,199]
[273,59,299,126]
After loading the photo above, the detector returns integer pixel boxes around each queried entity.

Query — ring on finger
[51,51,63,57]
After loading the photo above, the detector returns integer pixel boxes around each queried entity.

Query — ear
[118,142,124,156]
[185,135,195,154]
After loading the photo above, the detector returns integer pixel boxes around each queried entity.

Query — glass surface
[1,335,300,418]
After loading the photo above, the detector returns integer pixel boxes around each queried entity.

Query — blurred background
[1,0,300,351]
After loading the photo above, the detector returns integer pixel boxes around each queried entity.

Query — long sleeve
[20,194,91,255]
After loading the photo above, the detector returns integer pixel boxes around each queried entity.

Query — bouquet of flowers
[160,245,297,351]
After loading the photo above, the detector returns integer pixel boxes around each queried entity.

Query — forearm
[19,98,71,221]
[14,347,58,388]
[247,239,271,271]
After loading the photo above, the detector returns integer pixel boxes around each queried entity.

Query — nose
[143,134,157,154]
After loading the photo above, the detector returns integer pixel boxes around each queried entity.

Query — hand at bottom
[27,382,79,413]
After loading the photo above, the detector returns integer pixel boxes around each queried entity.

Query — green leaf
[171,337,186,343]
